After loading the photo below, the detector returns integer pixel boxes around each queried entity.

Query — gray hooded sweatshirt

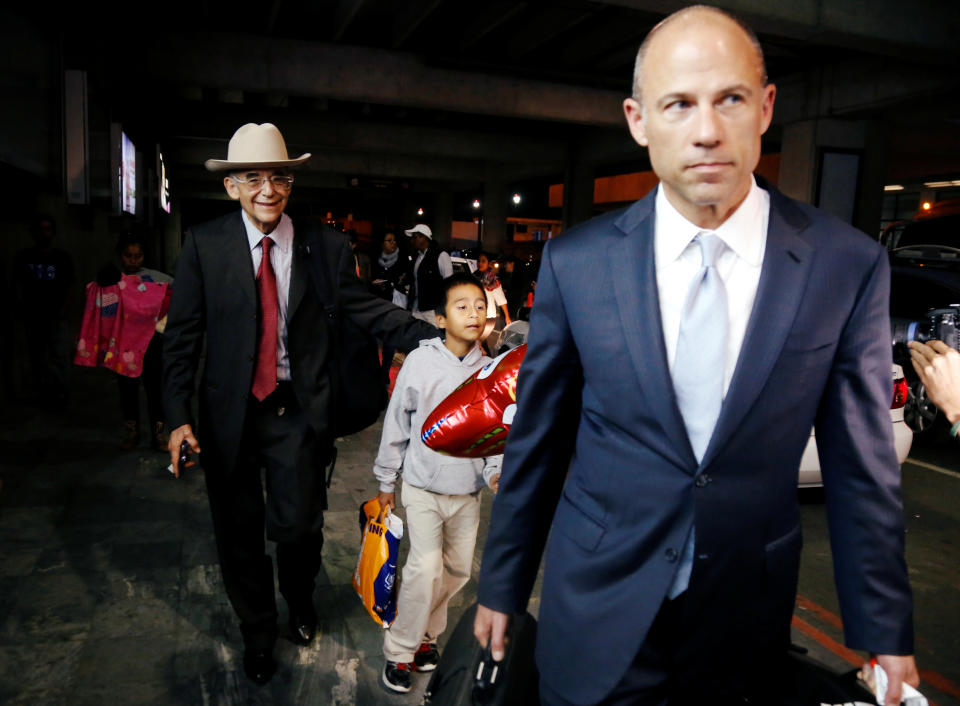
[374,337,502,495]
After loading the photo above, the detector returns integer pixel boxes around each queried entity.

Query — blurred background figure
[13,214,75,408]
[370,230,413,385]
[497,255,527,320]
[348,229,371,284]
[474,252,511,353]
[93,234,173,451]
[406,223,452,326]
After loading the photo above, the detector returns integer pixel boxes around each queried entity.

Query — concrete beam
[333,0,367,41]
[600,0,960,58]
[157,113,570,165]
[138,32,626,127]
[393,0,444,48]
[165,142,488,183]
[773,59,960,124]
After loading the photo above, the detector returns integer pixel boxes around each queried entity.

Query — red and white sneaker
[414,642,440,672]
[382,660,413,693]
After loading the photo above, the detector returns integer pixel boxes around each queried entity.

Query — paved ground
[0,363,957,705]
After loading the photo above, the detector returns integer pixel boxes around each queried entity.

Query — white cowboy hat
[204,123,311,172]
[404,224,433,240]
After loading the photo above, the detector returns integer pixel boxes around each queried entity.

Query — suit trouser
[203,382,329,649]
[540,591,789,706]
[383,481,481,663]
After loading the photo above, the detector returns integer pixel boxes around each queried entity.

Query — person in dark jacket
[405,224,452,326]
[162,123,436,686]
[14,214,75,406]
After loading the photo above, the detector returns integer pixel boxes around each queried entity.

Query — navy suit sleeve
[477,241,584,613]
[162,230,205,431]
[815,247,914,655]
[331,236,437,350]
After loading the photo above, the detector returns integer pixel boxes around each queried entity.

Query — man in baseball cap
[405,223,453,325]
[163,124,436,685]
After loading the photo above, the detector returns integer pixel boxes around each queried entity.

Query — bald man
[474,6,917,705]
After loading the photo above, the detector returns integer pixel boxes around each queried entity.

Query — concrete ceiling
[24,0,960,196]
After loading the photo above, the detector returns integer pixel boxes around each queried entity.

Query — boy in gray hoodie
[374,273,502,694]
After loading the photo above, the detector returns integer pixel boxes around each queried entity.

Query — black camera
[891,306,960,350]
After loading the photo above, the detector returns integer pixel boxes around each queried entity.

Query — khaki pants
[383,480,481,663]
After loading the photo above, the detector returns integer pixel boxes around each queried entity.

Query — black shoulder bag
[302,228,388,440]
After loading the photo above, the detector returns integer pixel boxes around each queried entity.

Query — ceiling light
[512,193,521,204]
[473,199,481,209]
[884,185,904,191]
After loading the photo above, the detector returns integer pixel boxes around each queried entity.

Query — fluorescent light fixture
[884,184,904,191]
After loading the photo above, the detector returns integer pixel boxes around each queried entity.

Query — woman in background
[95,235,173,451]
[370,231,412,385]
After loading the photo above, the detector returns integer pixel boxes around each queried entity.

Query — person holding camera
[908,340,960,433]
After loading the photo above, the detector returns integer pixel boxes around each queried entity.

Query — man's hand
[869,654,920,706]
[168,424,200,479]
[489,473,500,494]
[474,604,510,661]
[908,340,960,423]
[377,491,396,512]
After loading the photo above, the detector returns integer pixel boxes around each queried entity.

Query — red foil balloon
[420,344,527,457]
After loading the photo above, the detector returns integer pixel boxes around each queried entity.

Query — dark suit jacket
[476,181,914,704]
[162,211,435,476]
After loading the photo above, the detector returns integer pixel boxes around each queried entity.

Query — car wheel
[904,380,938,433]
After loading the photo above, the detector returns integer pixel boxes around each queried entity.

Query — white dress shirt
[655,177,770,395]
[243,210,293,381]
[656,177,770,598]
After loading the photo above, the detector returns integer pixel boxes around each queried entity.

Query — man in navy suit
[474,6,919,705]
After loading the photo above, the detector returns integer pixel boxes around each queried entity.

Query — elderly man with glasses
[162,123,436,685]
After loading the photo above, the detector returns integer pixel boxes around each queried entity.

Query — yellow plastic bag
[352,498,404,627]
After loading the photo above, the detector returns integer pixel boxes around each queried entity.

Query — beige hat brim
[204,153,312,172]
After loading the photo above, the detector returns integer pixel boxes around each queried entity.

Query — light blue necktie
[668,233,728,599]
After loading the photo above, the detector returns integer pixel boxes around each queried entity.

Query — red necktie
[252,237,278,401]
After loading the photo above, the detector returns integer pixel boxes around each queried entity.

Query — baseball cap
[404,224,432,239]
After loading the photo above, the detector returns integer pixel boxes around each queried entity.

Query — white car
[450,255,477,274]
[797,364,913,487]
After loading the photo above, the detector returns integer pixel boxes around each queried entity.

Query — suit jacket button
[665,548,679,562]
[695,473,711,488]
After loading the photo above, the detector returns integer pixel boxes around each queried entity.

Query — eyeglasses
[231,174,295,190]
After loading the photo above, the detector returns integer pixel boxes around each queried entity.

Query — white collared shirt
[243,210,293,381]
[654,177,770,395]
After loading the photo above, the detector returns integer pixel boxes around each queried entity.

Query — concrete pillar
[483,165,507,254]
[779,118,890,235]
[162,207,182,273]
[855,121,888,238]
[433,189,454,248]
[562,143,595,229]
[778,120,818,204]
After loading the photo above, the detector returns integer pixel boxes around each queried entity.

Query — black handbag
[423,603,540,706]
[302,228,388,438]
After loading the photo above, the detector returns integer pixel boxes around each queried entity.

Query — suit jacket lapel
[224,212,257,308]
[701,186,814,465]
[287,228,309,321]
[611,194,697,469]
